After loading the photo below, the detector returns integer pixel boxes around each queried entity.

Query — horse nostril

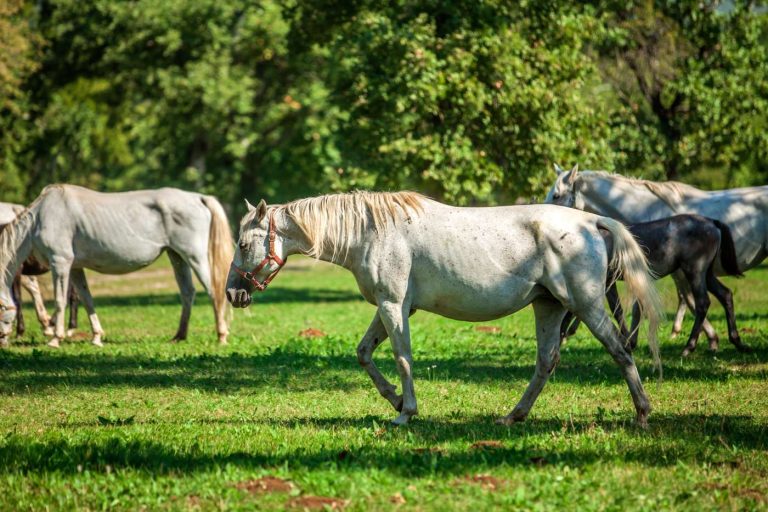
[226,289,237,304]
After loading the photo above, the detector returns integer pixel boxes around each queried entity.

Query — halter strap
[231,210,287,292]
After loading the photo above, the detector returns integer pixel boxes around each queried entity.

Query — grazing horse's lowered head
[544,163,581,208]
[226,199,290,308]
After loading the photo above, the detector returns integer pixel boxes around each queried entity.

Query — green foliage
[1,1,767,207]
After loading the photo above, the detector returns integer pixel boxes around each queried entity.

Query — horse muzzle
[226,288,252,308]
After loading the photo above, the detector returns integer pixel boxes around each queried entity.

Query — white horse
[545,165,768,348]
[0,185,233,348]
[226,191,663,426]
[0,202,52,337]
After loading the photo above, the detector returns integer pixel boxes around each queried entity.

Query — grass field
[1,256,767,511]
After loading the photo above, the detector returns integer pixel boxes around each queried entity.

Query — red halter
[231,210,287,292]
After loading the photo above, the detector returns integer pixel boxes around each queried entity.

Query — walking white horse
[545,165,768,348]
[226,191,662,426]
[0,202,51,336]
[0,185,233,348]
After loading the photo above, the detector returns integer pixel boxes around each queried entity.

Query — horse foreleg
[67,285,79,336]
[378,300,417,426]
[168,251,196,343]
[681,272,711,357]
[69,269,104,347]
[706,272,751,353]
[674,272,718,345]
[20,275,52,335]
[581,306,651,427]
[12,275,24,337]
[356,312,403,412]
[606,282,630,342]
[498,298,565,426]
[47,264,71,348]
[559,312,579,345]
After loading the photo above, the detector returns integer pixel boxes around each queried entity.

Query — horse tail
[597,217,663,378]
[712,219,743,277]
[201,195,234,340]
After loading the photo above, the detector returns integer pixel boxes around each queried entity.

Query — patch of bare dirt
[454,474,508,491]
[475,326,501,334]
[470,440,504,450]
[286,495,348,510]
[299,328,326,338]
[234,476,294,494]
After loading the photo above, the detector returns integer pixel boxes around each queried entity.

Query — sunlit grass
[1,258,767,510]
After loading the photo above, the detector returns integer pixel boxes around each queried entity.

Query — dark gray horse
[562,214,749,356]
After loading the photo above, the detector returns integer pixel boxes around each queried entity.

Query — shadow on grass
[0,413,765,476]
[0,342,766,395]
[38,287,364,309]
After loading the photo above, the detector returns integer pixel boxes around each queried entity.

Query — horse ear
[255,199,268,222]
[564,164,580,186]
[245,199,256,212]
[554,163,565,175]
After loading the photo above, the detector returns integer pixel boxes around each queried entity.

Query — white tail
[597,217,664,378]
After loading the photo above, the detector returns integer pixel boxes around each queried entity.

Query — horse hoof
[218,334,228,345]
[635,415,649,429]
[496,414,524,426]
[43,327,54,337]
[47,339,61,349]
[681,347,694,357]
[670,331,680,339]
[390,412,413,426]
[92,338,104,348]
[66,329,76,338]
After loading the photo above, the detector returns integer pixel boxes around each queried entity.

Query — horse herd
[1,167,766,427]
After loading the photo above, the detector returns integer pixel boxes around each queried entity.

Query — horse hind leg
[69,268,104,347]
[498,298,565,425]
[674,272,719,348]
[67,285,79,337]
[706,271,751,353]
[178,251,228,344]
[167,250,196,343]
[578,304,651,427]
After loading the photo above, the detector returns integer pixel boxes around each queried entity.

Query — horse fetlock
[391,412,415,426]
[496,410,527,426]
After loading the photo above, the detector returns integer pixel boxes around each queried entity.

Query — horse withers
[0,185,233,348]
[226,192,662,427]
[560,214,749,356]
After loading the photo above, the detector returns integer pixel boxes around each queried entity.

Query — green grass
[1,257,767,510]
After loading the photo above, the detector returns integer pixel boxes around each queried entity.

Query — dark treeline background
[1,0,766,215]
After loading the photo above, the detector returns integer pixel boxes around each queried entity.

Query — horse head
[544,163,581,208]
[226,199,287,308]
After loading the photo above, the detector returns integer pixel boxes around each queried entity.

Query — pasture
[1,257,767,511]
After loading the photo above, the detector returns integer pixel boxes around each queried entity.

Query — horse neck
[579,175,674,222]
[276,209,365,269]
[0,211,35,292]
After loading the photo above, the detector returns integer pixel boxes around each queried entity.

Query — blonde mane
[587,171,701,210]
[279,190,425,261]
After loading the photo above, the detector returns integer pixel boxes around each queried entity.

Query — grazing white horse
[0,202,51,336]
[545,165,768,346]
[0,185,233,348]
[226,191,663,426]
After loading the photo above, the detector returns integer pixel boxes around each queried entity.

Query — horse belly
[413,278,539,322]
[73,240,165,274]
